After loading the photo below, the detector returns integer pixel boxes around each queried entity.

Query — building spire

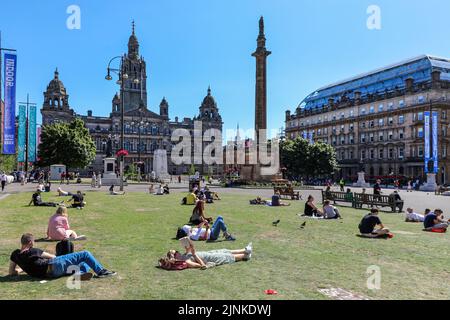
[54,67,59,79]
[132,20,135,35]
[207,85,211,96]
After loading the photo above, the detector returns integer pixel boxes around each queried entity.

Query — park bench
[274,186,301,200]
[321,191,355,207]
[353,193,400,212]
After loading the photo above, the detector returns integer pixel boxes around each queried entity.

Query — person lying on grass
[322,200,342,219]
[158,237,252,270]
[28,189,61,207]
[358,208,391,238]
[405,207,426,222]
[423,209,449,231]
[64,191,86,209]
[303,195,324,217]
[8,233,115,280]
[189,200,213,225]
[46,206,86,241]
[249,196,267,205]
[57,187,73,197]
[177,216,236,241]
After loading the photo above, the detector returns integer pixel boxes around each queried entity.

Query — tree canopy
[280,137,339,179]
[37,118,96,170]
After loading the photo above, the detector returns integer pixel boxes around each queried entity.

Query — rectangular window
[341,151,345,160]
[418,112,424,121]
[341,112,345,119]
[378,118,384,126]
[349,123,354,131]
[332,137,336,146]
[418,95,425,103]
[378,104,384,112]
[399,129,404,139]
[361,108,366,115]
[349,150,354,159]
[361,150,366,160]
[442,110,447,119]
[349,134,354,144]
[340,125,345,132]
[370,120,375,128]
[399,148,404,159]
[324,128,328,134]
[389,148,394,159]
[398,115,404,124]
[318,129,322,136]
[332,126,336,134]
[388,102,394,110]
[399,100,405,107]
[340,136,345,145]
[350,110,354,117]
[379,149,384,159]
[369,133,374,142]
[379,132,384,141]
[418,146,424,157]
[361,122,366,128]
[370,149,375,159]
[361,134,366,143]
[443,145,447,157]
[388,117,394,125]
[370,105,375,114]
[388,131,393,140]
[418,127,424,138]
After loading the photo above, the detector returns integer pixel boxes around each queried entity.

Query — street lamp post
[105,56,128,191]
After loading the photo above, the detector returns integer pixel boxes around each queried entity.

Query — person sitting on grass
[177,216,236,241]
[154,185,164,195]
[183,190,198,205]
[65,191,86,209]
[358,208,391,238]
[57,187,73,197]
[204,187,220,201]
[163,184,170,195]
[8,233,116,280]
[189,200,213,225]
[269,191,291,207]
[109,185,125,196]
[322,200,342,219]
[405,207,426,222]
[303,195,323,217]
[28,190,60,207]
[46,206,86,241]
[423,209,449,232]
[159,238,251,270]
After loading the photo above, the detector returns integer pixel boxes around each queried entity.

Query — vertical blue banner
[28,105,37,162]
[2,53,17,154]
[17,105,26,162]
[432,111,439,174]
[424,111,430,173]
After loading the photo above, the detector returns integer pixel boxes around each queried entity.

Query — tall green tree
[37,118,96,171]
[0,154,17,173]
[280,137,338,179]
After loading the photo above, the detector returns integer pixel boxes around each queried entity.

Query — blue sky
[2,0,450,137]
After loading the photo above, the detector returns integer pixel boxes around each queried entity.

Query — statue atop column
[105,134,113,158]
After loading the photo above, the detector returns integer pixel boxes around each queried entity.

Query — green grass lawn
[1,190,450,300]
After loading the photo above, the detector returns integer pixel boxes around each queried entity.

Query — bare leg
[233,253,247,261]
[66,230,78,238]
[229,249,246,254]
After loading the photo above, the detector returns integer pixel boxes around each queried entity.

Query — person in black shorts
[358,208,390,238]
[66,191,86,209]
[28,190,59,207]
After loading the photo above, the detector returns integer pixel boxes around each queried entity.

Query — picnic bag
[56,239,74,256]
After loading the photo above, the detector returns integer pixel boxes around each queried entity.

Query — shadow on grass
[0,274,45,283]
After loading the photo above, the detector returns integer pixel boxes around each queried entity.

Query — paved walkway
[1,182,449,215]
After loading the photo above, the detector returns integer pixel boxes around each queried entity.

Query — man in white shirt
[1,173,7,192]
[405,207,425,222]
[322,200,342,219]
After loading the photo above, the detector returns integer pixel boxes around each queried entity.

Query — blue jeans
[49,251,104,278]
[210,216,227,240]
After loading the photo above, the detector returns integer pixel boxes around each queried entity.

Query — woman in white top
[405,207,425,222]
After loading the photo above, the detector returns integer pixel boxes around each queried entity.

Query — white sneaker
[245,242,253,257]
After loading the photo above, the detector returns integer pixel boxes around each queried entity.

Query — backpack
[181,197,187,205]
[56,239,74,256]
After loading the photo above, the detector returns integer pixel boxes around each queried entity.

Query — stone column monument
[153,149,169,181]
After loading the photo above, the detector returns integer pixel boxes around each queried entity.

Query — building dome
[201,86,217,109]
[47,68,67,95]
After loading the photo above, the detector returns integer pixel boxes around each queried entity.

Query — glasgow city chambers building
[285,55,450,184]
[40,24,223,176]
